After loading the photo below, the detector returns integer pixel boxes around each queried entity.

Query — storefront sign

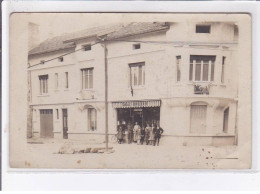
[112,100,161,108]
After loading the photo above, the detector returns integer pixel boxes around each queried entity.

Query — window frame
[196,25,211,34]
[189,55,216,83]
[176,56,181,82]
[81,68,94,90]
[88,108,97,131]
[39,75,48,95]
[82,44,92,52]
[129,62,145,88]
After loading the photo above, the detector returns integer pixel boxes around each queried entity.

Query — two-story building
[28,21,239,146]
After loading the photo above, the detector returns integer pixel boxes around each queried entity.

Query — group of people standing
[117,121,164,146]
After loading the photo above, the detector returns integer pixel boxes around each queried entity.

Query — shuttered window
[190,104,207,133]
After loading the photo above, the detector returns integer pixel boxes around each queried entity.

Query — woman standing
[117,125,124,144]
[149,123,156,145]
[136,126,141,145]
[145,124,151,145]
[133,122,141,143]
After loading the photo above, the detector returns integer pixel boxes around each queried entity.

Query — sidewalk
[12,137,240,169]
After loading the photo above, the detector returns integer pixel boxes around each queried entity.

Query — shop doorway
[117,107,160,127]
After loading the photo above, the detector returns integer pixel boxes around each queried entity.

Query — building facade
[28,21,239,146]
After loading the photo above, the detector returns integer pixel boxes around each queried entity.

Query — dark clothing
[154,127,164,146]
[127,124,133,143]
[117,126,124,144]
[155,127,164,138]
[140,128,145,145]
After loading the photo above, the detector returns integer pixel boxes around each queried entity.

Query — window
[196,25,211,33]
[82,68,93,89]
[55,73,58,89]
[65,72,69,88]
[39,75,48,94]
[223,107,229,133]
[58,57,63,62]
[56,109,59,119]
[189,55,216,82]
[88,108,97,131]
[82,44,91,51]
[133,43,141,50]
[129,62,145,87]
[176,56,181,82]
[221,57,226,83]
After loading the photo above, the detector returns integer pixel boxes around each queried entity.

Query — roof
[29,22,169,56]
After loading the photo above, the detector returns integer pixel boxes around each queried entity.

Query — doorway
[62,109,68,139]
[190,105,207,133]
[40,109,54,138]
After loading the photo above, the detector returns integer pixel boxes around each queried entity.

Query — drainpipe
[101,40,109,152]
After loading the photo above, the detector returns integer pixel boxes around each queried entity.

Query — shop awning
[112,100,161,108]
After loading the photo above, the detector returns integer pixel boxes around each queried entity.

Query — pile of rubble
[55,145,114,154]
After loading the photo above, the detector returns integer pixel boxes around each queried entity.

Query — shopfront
[112,100,161,127]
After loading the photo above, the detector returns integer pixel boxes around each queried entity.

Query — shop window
[88,108,97,131]
[176,56,181,82]
[129,62,145,87]
[189,55,215,82]
[81,68,93,89]
[196,25,211,33]
[39,75,48,95]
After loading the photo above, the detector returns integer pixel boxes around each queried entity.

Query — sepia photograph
[9,13,251,169]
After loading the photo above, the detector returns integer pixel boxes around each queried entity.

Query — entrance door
[62,109,68,139]
[223,108,229,133]
[133,109,143,127]
[40,109,54,138]
[190,105,207,133]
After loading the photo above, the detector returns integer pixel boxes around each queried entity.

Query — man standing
[154,125,164,146]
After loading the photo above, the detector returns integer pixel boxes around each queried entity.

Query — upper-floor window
[221,56,226,83]
[58,57,63,62]
[129,62,145,87]
[82,68,93,89]
[196,25,211,33]
[65,72,69,88]
[39,75,48,94]
[189,55,215,82]
[82,44,91,51]
[55,73,59,90]
[133,43,141,50]
[176,56,181,82]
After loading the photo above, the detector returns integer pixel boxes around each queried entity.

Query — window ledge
[64,89,70,91]
[37,94,49,97]
[131,86,146,90]
[219,84,227,87]
[81,89,94,92]
[54,89,60,92]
